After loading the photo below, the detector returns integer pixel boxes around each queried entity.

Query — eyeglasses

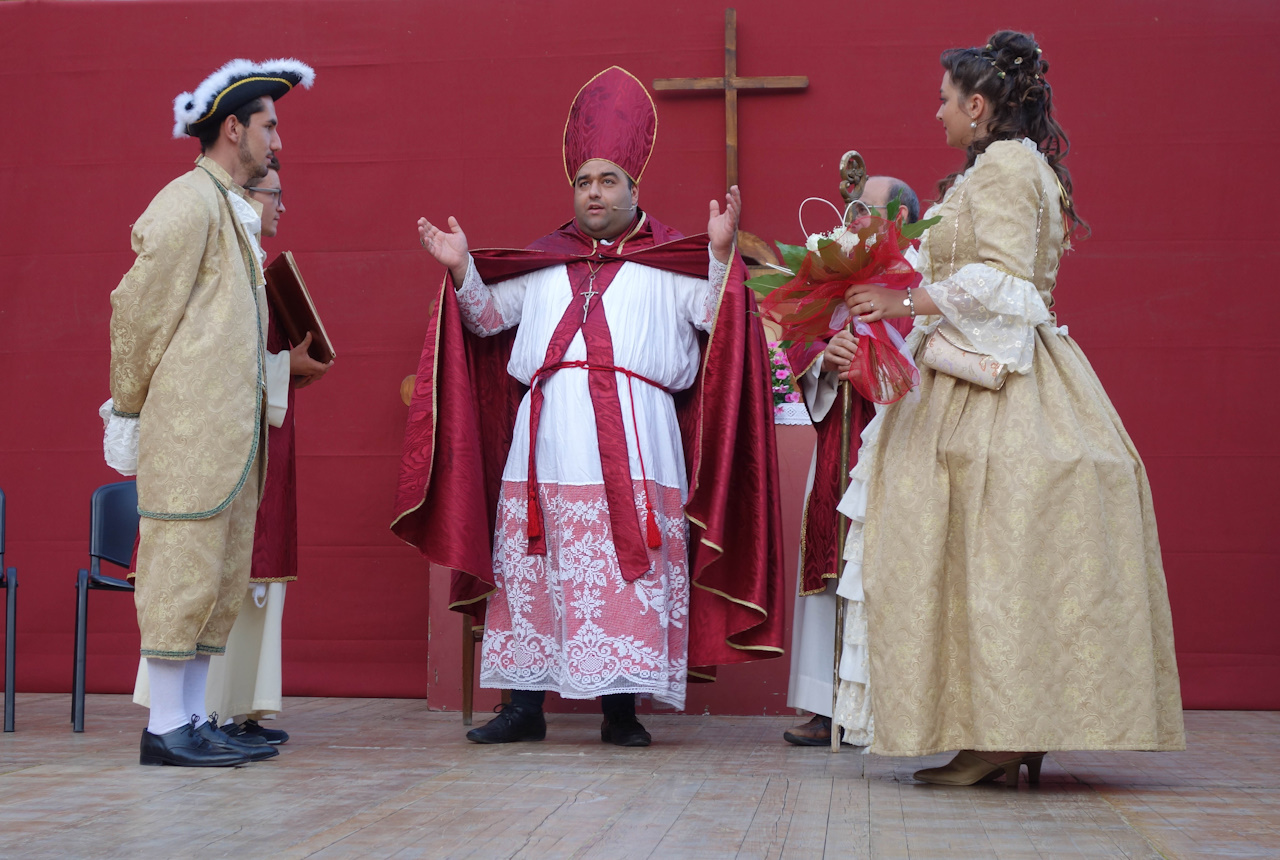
[245,186,283,207]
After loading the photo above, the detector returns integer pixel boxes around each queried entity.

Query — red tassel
[527,493,547,556]
[645,505,662,549]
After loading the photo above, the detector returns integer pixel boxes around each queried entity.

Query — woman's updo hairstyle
[938,30,1089,239]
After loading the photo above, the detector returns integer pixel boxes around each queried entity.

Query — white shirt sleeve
[799,357,840,423]
[265,350,291,428]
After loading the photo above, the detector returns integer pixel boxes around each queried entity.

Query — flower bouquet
[747,198,938,405]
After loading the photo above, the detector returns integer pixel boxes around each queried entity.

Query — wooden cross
[653,8,808,189]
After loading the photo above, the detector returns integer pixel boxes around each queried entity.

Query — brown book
[263,251,336,364]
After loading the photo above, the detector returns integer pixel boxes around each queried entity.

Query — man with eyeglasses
[782,175,919,747]
[214,155,329,746]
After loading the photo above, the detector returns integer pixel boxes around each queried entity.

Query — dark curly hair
[937,30,1089,239]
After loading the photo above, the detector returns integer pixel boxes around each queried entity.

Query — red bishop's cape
[785,317,914,596]
[392,212,786,678]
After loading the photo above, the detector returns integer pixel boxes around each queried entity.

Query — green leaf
[779,340,794,349]
[744,272,793,296]
[886,196,901,222]
[900,214,941,240]
[776,241,809,274]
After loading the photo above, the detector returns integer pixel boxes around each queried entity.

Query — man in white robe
[784,176,920,746]
[417,68,742,746]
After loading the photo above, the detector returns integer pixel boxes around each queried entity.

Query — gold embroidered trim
[984,260,1032,282]
[389,275,449,536]
[448,588,497,611]
[193,75,295,126]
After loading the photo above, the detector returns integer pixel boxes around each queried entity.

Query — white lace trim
[773,402,811,425]
[924,263,1050,373]
[480,482,690,709]
[99,399,139,476]
[455,256,511,336]
[704,247,728,328]
[829,325,928,746]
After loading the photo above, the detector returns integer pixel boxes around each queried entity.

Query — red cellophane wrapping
[758,215,921,404]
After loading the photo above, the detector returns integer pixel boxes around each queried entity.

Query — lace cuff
[923,262,1050,372]
[455,256,512,336]
[99,399,139,476]
[694,245,728,330]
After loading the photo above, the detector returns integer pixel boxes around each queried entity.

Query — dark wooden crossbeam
[654,8,809,189]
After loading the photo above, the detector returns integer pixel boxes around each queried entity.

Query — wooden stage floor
[0,695,1276,859]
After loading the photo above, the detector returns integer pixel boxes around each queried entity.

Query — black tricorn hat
[173,58,315,139]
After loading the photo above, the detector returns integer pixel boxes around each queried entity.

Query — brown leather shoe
[782,714,831,746]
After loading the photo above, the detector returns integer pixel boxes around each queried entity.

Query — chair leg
[72,570,89,732]
[3,568,14,732]
[461,613,475,726]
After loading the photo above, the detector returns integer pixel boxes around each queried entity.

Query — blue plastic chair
[1,488,16,731]
[71,481,138,732]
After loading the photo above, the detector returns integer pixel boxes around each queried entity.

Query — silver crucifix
[580,280,599,322]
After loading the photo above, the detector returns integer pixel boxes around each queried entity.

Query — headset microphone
[610,205,637,210]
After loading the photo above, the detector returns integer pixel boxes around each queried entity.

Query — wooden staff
[830,370,854,752]
[830,151,866,753]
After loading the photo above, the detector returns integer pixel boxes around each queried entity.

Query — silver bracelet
[902,286,916,316]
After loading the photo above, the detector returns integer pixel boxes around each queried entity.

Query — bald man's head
[862,176,920,225]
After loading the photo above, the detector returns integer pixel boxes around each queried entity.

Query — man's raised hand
[417,216,470,286]
[708,185,742,264]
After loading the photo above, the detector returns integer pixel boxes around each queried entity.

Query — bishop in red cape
[392,67,785,744]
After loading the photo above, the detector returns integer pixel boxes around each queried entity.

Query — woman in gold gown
[835,30,1185,785]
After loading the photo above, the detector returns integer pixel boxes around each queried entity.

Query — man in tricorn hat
[106,57,314,766]
[395,67,785,746]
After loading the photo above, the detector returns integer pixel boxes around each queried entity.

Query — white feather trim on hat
[172,57,316,139]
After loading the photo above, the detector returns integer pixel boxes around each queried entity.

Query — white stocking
[145,658,188,735]
[183,654,212,728]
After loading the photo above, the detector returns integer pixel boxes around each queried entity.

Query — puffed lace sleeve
[677,245,726,333]
[922,141,1051,372]
[455,255,526,336]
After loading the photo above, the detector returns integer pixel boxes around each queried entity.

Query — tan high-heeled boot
[913,750,1042,786]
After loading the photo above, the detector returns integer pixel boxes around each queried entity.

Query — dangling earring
[970,121,977,129]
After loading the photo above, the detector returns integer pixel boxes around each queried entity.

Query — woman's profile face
[936,72,973,149]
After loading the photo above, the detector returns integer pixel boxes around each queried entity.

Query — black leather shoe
[466,703,547,744]
[226,719,289,745]
[195,719,279,761]
[601,716,652,747]
[140,722,249,767]
[208,713,271,747]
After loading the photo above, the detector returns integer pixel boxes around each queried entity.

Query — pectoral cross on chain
[581,262,604,322]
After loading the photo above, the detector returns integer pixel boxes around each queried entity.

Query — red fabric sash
[522,251,661,581]
[785,317,913,595]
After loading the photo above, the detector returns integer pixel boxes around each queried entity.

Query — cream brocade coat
[834,139,1185,756]
[110,157,267,519]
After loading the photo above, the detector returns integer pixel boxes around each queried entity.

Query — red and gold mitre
[562,67,657,186]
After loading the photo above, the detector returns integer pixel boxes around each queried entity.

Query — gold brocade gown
[833,139,1185,756]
